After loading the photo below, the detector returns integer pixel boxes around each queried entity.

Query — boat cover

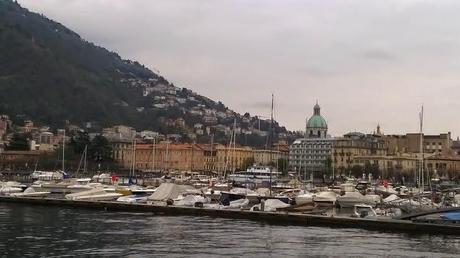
[441,211,460,221]
[147,183,194,201]
[263,199,290,212]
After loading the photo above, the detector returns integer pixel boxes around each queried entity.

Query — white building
[289,103,333,178]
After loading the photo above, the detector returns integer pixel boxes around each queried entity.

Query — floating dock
[1,196,459,235]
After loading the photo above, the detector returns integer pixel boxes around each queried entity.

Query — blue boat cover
[441,211,460,221]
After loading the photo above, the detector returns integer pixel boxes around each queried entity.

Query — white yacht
[0,181,24,194]
[65,188,122,201]
[337,191,380,208]
[227,165,281,185]
[31,170,66,181]
[9,187,50,197]
[66,178,98,193]
[32,180,75,194]
[313,191,337,206]
[352,204,378,218]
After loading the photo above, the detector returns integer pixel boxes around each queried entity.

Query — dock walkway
[1,196,459,235]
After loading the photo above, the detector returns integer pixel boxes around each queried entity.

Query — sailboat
[129,137,137,185]
[417,106,426,193]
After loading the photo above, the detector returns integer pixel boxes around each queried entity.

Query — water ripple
[0,203,459,257]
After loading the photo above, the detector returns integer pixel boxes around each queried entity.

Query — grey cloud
[17,0,460,137]
[359,49,397,61]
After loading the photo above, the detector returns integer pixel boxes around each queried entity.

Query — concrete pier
[1,196,459,235]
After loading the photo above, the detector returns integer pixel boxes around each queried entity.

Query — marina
[1,167,460,238]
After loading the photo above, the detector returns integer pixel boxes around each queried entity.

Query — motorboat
[72,192,122,201]
[227,165,281,185]
[92,173,112,184]
[65,188,106,200]
[313,191,337,206]
[173,194,210,207]
[250,198,290,212]
[220,198,249,209]
[230,187,258,203]
[293,192,316,205]
[217,191,249,209]
[31,170,66,181]
[375,185,398,197]
[0,181,25,194]
[32,179,77,194]
[351,204,378,218]
[203,188,221,201]
[277,202,317,212]
[384,195,440,213]
[340,183,356,193]
[405,207,460,225]
[9,187,50,197]
[66,178,100,193]
[130,188,156,195]
[147,183,196,205]
[65,188,121,201]
[116,195,148,203]
[337,191,380,208]
[454,194,460,205]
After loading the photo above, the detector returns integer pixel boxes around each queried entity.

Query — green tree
[88,135,112,164]
[277,158,288,176]
[364,161,380,179]
[324,157,332,177]
[242,157,255,170]
[351,165,363,178]
[7,133,30,150]
[70,131,90,154]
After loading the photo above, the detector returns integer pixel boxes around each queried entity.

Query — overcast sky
[18,0,460,137]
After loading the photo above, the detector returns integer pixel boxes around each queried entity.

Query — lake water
[0,202,459,257]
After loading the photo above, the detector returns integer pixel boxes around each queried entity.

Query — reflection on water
[0,203,459,257]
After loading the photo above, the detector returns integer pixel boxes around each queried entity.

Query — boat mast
[269,93,274,196]
[224,130,231,178]
[83,145,87,175]
[232,119,236,173]
[165,140,170,172]
[419,105,424,193]
[210,134,214,173]
[76,145,88,177]
[131,137,136,181]
[62,129,65,172]
[151,137,156,172]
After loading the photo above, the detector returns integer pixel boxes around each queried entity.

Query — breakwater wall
[0,196,459,235]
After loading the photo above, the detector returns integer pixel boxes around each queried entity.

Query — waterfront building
[253,149,289,166]
[425,153,460,179]
[200,144,218,172]
[113,142,206,172]
[333,132,387,176]
[216,145,253,174]
[384,132,453,155]
[289,103,333,178]
[352,154,418,179]
[0,150,42,170]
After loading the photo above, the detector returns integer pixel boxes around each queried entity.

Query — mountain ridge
[0,0,297,146]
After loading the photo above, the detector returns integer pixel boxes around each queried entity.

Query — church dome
[306,102,327,129]
[306,115,327,129]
